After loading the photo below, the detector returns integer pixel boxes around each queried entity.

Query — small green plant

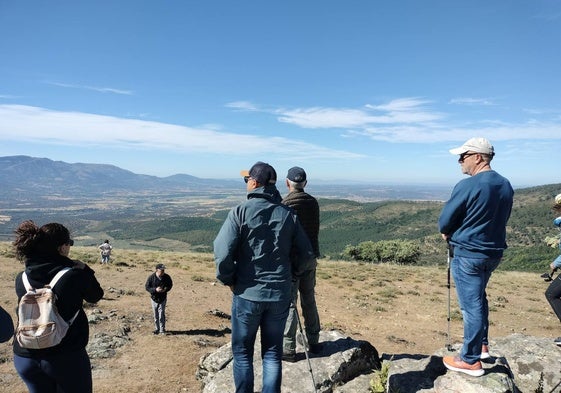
[370,360,400,393]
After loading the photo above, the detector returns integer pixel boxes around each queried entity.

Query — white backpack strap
[21,272,33,291]
[48,267,80,325]
[47,267,72,289]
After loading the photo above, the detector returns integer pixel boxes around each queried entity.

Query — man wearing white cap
[439,137,514,377]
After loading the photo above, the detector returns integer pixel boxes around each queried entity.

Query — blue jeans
[14,349,92,393]
[452,255,501,364]
[231,295,290,393]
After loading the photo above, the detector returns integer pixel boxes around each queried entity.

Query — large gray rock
[198,330,381,393]
[385,334,561,393]
[198,333,561,392]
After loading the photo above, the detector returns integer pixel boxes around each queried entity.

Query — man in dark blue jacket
[439,137,513,377]
[214,161,315,393]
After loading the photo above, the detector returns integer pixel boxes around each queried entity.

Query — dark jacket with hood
[13,253,104,357]
[214,185,315,302]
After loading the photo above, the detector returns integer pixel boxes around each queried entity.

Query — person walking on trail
[544,194,561,346]
[98,239,112,264]
[214,161,315,393]
[438,137,513,377]
[145,263,173,335]
[281,166,322,363]
[12,220,104,393]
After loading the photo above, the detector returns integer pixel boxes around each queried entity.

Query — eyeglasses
[67,239,74,246]
[243,176,251,183]
[458,152,478,162]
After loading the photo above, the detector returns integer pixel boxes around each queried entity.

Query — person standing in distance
[145,263,173,335]
[281,166,322,362]
[439,137,513,377]
[98,239,112,264]
[214,161,315,393]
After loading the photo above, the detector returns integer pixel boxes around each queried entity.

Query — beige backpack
[16,267,79,349]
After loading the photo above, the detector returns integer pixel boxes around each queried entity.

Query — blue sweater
[439,170,514,259]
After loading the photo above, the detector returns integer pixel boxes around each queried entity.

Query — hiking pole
[446,242,453,351]
[294,305,318,393]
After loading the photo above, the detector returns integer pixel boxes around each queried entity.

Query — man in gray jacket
[282,166,322,362]
[214,161,315,393]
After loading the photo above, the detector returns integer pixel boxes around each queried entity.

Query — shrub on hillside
[343,239,420,264]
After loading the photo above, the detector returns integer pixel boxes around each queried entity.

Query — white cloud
[276,98,442,129]
[449,97,496,106]
[225,101,259,111]
[45,81,133,95]
[0,104,363,159]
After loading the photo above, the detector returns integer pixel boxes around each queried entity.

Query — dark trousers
[14,348,92,393]
[545,274,561,322]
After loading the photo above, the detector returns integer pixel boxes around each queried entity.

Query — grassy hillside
[92,183,561,273]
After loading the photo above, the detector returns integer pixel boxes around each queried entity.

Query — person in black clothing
[12,220,104,393]
[0,305,14,343]
[281,166,322,362]
[145,263,173,335]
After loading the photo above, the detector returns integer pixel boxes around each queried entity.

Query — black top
[13,253,104,357]
[145,272,173,303]
[283,189,320,257]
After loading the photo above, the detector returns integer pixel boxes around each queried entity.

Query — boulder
[198,330,381,393]
[385,334,561,393]
[198,333,561,392]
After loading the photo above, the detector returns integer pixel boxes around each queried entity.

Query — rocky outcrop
[197,332,561,392]
[385,334,561,393]
[197,330,380,393]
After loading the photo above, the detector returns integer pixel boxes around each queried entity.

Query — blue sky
[1,1,560,188]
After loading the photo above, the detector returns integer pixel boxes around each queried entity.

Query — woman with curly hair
[12,220,104,393]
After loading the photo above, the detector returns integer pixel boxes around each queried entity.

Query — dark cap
[155,263,166,270]
[287,166,307,182]
[240,161,277,185]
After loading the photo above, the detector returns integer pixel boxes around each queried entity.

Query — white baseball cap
[449,137,494,156]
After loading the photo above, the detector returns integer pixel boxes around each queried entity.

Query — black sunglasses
[243,176,250,183]
[459,152,478,162]
[67,239,74,246]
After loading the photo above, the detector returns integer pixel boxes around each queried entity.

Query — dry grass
[0,244,558,392]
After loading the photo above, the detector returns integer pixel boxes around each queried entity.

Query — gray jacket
[214,185,315,302]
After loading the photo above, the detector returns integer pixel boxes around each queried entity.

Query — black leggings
[545,274,561,322]
[14,348,92,393]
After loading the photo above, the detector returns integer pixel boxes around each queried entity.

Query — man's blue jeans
[452,255,501,364]
[231,295,290,393]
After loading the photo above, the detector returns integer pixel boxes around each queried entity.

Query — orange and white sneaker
[480,344,490,360]
[443,356,485,377]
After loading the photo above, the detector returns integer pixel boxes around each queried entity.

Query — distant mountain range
[0,155,453,204]
[0,155,240,201]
